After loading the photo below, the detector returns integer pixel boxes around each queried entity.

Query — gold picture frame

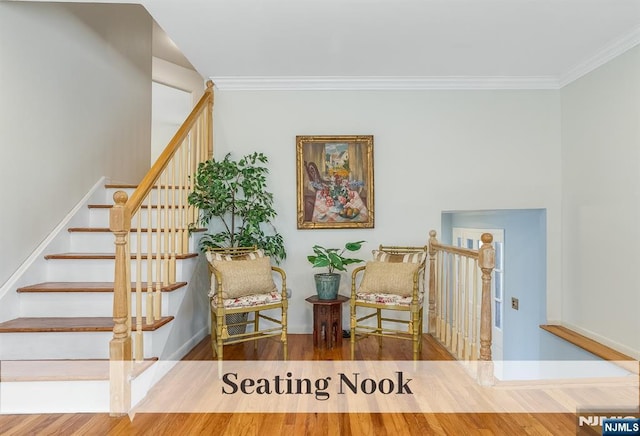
[296,135,374,229]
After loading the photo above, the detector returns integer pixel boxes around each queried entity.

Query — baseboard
[166,325,209,362]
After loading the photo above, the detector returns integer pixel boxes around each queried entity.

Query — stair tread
[44,252,198,260]
[0,316,173,333]
[17,282,187,293]
[0,358,158,382]
[68,227,205,232]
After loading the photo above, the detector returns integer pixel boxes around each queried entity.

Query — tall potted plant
[307,241,364,300]
[188,152,286,262]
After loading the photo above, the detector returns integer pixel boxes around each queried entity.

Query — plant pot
[314,273,340,300]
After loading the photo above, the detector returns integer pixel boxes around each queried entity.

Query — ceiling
[20,0,640,89]
[152,20,196,71]
[143,0,640,89]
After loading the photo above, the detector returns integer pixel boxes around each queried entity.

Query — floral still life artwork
[296,135,374,229]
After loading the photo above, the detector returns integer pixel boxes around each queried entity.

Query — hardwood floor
[0,334,578,435]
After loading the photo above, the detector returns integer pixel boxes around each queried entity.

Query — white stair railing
[428,230,495,385]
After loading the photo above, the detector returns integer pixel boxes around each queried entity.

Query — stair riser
[0,363,161,414]
[45,257,199,282]
[0,326,170,360]
[1,380,109,414]
[70,231,197,253]
[89,207,196,229]
[18,289,186,318]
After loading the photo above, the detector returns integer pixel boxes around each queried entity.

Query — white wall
[213,89,562,333]
[561,45,640,358]
[0,3,152,287]
[150,57,204,164]
[152,57,204,106]
[151,82,192,164]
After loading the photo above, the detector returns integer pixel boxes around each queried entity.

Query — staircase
[0,81,214,414]
[0,182,209,414]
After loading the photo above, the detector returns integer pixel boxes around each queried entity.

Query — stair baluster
[427,230,495,385]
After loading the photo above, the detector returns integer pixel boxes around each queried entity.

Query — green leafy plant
[307,241,365,274]
[188,152,286,263]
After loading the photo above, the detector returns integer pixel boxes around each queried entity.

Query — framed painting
[296,135,374,229]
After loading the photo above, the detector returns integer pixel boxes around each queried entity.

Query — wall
[0,3,152,288]
[213,89,562,333]
[152,57,204,107]
[441,209,599,362]
[151,82,192,164]
[561,45,640,358]
[150,57,204,165]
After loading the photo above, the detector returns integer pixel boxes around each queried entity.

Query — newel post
[428,230,438,334]
[109,191,132,415]
[477,233,495,386]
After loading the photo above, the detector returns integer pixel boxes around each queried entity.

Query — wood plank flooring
[0,334,580,435]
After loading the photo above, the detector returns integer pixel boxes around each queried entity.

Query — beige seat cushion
[209,253,277,299]
[358,261,420,297]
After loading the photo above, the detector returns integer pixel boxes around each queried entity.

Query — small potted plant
[307,241,365,299]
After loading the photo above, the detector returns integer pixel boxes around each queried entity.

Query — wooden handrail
[429,242,479,259]
[109,80,214,416]
[126,80,214,215]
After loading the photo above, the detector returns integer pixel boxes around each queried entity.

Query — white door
[452,227,504,362]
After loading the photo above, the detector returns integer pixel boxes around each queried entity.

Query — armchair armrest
[411,264,425,301]
[351,265,367,298]
[271,266,288,299]
[208,263,225,307]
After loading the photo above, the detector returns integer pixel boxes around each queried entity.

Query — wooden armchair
[350,245,428,360]
[206,247,288,363]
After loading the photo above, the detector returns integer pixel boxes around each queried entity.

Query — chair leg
[254,311,260,352]
[419,308,424,353]
[282,303,288,360]
[376,308,383,349]
[412,308,420,361]
[210,308,217,358]
[350,302,356,360]
[217,309,224,364]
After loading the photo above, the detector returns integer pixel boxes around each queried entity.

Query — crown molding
[559,25,640,88]
[210,76,560,91]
